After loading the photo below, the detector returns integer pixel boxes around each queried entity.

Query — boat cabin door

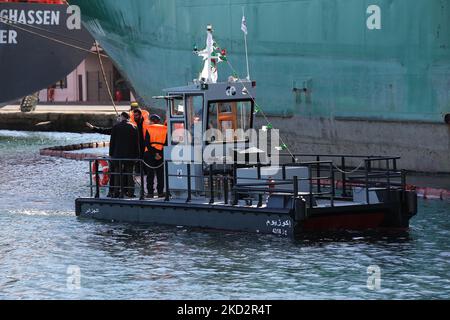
[164,93,205,196]
[166,94,205,148]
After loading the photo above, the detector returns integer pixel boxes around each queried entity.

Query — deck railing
[85,154,407,207]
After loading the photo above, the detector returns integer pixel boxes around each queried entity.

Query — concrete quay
[0,104,130,132]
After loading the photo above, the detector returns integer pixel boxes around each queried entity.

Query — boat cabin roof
[163,80,256,103]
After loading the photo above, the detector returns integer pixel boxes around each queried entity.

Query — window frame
[169,95,186,119]
[205,98,254,145]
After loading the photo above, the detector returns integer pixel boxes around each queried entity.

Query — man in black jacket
[86,122,112,135]
[109,112,139,198]
[131,108,146,159]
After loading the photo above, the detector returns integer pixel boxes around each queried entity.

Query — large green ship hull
[69,0,450,172]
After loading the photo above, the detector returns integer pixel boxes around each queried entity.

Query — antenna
[207,24,213,83]
[242,7,250,80]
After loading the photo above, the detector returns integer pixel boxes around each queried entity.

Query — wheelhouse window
[186,95,204,138]
[207,100,253,143]
[170,96,185,118]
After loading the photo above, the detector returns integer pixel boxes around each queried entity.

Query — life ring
[92,160,110,186]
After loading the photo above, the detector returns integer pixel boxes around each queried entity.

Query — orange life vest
[144,124,168,152]
[130,110,150,126]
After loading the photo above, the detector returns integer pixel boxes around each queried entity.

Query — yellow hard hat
[130,102,139,109]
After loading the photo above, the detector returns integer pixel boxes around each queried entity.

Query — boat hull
[76,191,416,237]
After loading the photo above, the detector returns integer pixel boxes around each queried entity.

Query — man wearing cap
[109,112,139,198]
[143,114,168,198]
[130,102,149,126]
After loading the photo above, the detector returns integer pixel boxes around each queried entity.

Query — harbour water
[0,130,449,300]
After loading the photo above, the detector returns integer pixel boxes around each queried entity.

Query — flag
[241,15,248,35]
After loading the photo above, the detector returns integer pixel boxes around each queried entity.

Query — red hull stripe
[302,213,386,231]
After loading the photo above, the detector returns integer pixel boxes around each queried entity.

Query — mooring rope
[94,41,119,116]
[332,160,367,174]
[224,59,297,161]
[0,17,108,58]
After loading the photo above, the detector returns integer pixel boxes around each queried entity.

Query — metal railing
[274,153,406,204]
[86,154,407,207]
[230,160,336,208]
[88,157,147,200]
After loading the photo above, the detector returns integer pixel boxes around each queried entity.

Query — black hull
[0,3,93,103]
[75,190,417,237]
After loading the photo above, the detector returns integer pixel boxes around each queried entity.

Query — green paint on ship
[69,0,450,123]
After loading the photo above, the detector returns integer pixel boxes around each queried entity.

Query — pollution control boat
[75,26,418,237]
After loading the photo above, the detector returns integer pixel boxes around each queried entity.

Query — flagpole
[242,7,250,81]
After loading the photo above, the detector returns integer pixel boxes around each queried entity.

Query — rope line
[94,41,119,116]
[0,15,96,47]
[332,160,366,174]
[205,36,297,159]
[223,58,297,160]
[0,18,108,58]
[142,161,165,170]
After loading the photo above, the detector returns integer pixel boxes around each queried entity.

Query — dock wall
[0,112,118,133]
[1,110,449,173]
[261,116,450,173]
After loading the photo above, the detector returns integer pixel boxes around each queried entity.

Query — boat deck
[93,196,366,210]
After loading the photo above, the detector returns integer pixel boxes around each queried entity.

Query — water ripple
[0,131,449,299]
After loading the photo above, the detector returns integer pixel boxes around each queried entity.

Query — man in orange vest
[143,114,168,198]
[130,101,150,126]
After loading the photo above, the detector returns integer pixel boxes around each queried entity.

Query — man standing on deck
[131,108,147,160]
[109,112,139,198]
[130,101,149,126]
[143,114,168,198]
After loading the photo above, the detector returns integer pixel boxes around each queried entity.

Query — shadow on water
[293,230,413,245]
[77,218,415,257]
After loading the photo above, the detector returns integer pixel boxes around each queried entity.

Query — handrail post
[309,166,313,208]
[140,160,145,201]
[293,176,298,198]
[330,163,335,207]
[316,156,321,194]
[257,163,262,208]
[232,188,238,205]
[341,156,347,197]
[119,160,124,198]
[401,169,407,202]
[224,176,229,205]
[209,165,214,204]
[186,163,192,203]
[94,160,100,199]
[401,169,407,191]
[257,192,263,207]
[386,159,391,194]
[365,160,370,204]
[165,161,170,202]
[89,160,94,198]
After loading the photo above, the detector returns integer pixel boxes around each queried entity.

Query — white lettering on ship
[0,30,17,44]
[67,5,81,30]
[0,9,60,26]
[367,5,382,30]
